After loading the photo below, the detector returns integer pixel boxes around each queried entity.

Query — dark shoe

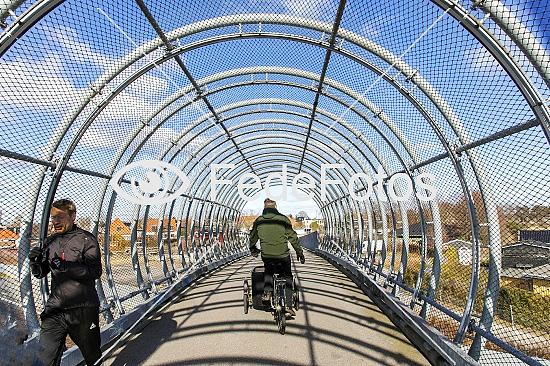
[285,306,296,317]
[261,291,271,302]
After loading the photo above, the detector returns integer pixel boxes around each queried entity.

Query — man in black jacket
[28,199,102,366]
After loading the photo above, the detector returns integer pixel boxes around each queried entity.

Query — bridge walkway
[104,251,429,366]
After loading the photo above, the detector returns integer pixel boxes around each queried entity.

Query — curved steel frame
[2,2,549,364]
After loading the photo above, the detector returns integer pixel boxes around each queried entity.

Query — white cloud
[1,23,171,114]
[414,141,444,153]
[141,125,179,148]
[42,24,116,70]
[463,46,502,73]
[361,23,380,40]
[123,72,169,100]
[1,24,177,152]
[0,53,85,112]
[79,121,168,150]
[278,0,336,21]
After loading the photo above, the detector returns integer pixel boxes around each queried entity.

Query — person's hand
[297,253,305,264]
[28,247,42,263]
[50,256,67,271]
[250,247,260,258]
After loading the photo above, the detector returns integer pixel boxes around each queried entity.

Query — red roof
[0,229,18,239]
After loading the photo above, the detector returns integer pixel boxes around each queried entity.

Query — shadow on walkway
[104,253,429,366]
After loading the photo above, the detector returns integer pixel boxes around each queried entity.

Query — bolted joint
[163,43,176,52]
[467,318,478,333]
[471,0,486,11]
[405,69,418,83]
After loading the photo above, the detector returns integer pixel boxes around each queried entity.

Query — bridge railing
[316,233,547,366]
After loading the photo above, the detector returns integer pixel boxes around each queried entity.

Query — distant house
[395,222,424,238]
[502,240,550,269]
[145,218,177,234]
[501,265,550,296]
[442,239,490,266]
[110,218,131,240]
[519,230,550,243]
[295,228,312,236]
[501,240,550,295]
[0,229,18,247]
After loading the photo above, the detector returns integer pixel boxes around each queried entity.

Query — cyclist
[249,198,305,316]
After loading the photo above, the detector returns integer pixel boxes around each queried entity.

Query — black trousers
[262,255,293,305]
[35,306,101,366]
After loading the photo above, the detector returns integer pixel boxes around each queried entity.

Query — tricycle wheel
[293,277,300,311]
[276,298,286,335]
[243,280,249,314]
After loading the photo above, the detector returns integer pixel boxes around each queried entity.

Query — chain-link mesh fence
[1,0,549,364]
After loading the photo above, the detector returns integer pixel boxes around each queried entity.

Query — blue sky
[1,0,549,225]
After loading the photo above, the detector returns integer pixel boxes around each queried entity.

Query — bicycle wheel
[243,280,249,314]
[292,277,300,311]
[277,295,286,335]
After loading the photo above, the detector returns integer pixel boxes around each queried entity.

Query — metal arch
[111,21,513,340]
[176,139,347,209]
[5,4,544,348]
[3,7,544,258]
[84,66,436,289]
[146,104,386,204]
[42,45,458,320]
[20,22,540,310]
[170,133,356,210]
[155,132,384,268]
[88,61,446,286]
[16,13,475,200]
[155,99,418,284]
[203,148,340,213]
[214,118,418,285]
[204,121,411,273]
[206,163,331,221]
[217,152,353,209]
[184,163,330,251]
[199,163,328,223]
[163,140,345,234]
[163,122,390,226]
[147,98,418,288]
[104,59,427,172]
[58,53,458,318]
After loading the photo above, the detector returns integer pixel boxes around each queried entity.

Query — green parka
[249,207,303,259]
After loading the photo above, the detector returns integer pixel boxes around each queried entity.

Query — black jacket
[30,225,102,309]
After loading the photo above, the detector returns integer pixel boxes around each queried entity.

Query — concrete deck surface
[104,251,429,366]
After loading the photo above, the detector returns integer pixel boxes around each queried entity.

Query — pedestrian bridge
[0,0,549,365]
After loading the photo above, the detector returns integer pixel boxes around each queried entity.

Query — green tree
[506,221,525,240]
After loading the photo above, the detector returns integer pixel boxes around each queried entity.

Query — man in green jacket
[249,198,305,316]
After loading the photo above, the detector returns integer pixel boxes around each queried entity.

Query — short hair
[264,198,276,207]
[52,199,76,216]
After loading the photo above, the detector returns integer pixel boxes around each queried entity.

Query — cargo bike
[242,265,300,335]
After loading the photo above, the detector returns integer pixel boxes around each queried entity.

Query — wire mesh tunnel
[0,0,549,364]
